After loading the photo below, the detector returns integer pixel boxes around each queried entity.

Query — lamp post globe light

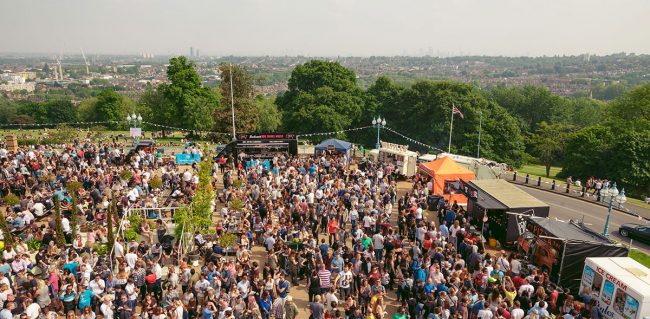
[372,116,386,150]
[127,113,143,147]
[601,182,627,237]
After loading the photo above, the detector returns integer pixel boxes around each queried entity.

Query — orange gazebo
[419,156,476,204]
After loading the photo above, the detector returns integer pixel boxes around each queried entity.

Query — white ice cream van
[580,257,650,319]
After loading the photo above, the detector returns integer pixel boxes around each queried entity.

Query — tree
[173,159,215,240]
[609,129,650,195]
[255,95,282,132]
[66,181,83,239]
[45,99,78,124]
[107,193,116,252]
[565,97,606,128]
[528,122,574,177]
[54,198,66,248]
[0,209,13,246]
[138,84,172,137]
[608,83,650,124]
[277,60,366,141]
[387,80,526,166]
[158,56,220,132]
[214,64,258,135]
[94,89,136,129]
[487,84,567,132]
[561,125,613,181]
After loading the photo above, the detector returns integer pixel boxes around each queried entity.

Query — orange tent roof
[419,156,476,178]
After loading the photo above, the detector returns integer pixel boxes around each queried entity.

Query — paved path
[211,177,414,319]
[514,185,650,255]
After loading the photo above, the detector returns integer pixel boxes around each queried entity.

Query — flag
[452,104,464,119]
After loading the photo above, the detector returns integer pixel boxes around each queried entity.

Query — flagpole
[448,104,454,153]
[230,63,236,141]
[477,111,482,158]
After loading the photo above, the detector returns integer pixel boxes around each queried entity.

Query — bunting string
[383,126,445,153]
[1,120,443,153]
[0,121,120,127]
[296,125,372,138]
[141,121,231,135]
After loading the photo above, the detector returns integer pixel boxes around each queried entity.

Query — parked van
[580,257,650,319]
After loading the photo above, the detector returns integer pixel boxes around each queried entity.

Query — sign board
[327,144,335,151]
[175,153,201,165]
[236,133,296,140]
[130,128,142,137]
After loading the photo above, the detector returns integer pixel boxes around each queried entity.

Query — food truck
[369,141,418,177]
[580,257,650,319]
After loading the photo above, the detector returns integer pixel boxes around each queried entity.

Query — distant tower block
[190,47,194,57]
[196,49,199,58]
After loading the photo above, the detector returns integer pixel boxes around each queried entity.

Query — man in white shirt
[264,235,276,252]
[24,298,41,319]
[510,301,525,319]
[89,274,106,296]
[477,302,494,319]
[32,202,45,217]
[372,233,384,262]
[349,208,359,229]
[100,297,114,319]
[518,281,534,295]
[363,214,374,234]
[125,248,138,269]
[114,239,125,261]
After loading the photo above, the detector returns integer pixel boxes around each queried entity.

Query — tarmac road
[514,185,650,255]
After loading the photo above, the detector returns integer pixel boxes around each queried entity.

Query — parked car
[619,223,650,244]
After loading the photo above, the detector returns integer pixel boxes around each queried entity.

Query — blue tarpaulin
[175,153,201,165]
[314,138,353,153]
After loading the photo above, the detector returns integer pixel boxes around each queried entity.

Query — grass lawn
[517,164,568,187]
[630,249,650,268]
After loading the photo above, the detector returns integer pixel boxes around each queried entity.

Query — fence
[502,171,650,222]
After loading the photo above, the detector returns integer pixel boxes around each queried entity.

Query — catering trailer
[580,257,650,319]
[368,141,418,177]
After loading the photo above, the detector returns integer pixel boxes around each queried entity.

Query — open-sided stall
[314,138,353,157]
[419,156,475,204]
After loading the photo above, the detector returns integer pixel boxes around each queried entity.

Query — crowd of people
[0,139,606,319]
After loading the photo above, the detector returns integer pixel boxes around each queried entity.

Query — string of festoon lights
[296,125,373,138]
[0,121,120,127]
[383,126,446,153]
[1,121,445,152]
[140,121,231,135]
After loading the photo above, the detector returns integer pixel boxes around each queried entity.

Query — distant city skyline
[1,0,649,57]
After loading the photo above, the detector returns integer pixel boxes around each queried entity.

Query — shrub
[124,228,138,241]
[119,170,133,181]
[93,243,110,255]
[26,239,42,251]
[232,179,244,189]
[66,181,83,192]
[2,193,20,206]
[150,176,163,190]
[229,198,244,212]
[219,233,238,248]
[128,215,143,231]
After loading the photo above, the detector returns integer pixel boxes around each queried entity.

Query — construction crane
[58,54,64,81]
[81,48,90,75]
[54,56,61,81]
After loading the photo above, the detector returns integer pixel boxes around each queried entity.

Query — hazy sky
[1,0,649,57]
